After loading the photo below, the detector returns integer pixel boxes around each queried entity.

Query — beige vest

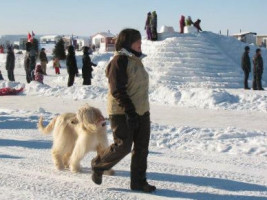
[107,49,150,116]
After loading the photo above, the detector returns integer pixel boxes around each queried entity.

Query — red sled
[0,87,24,96]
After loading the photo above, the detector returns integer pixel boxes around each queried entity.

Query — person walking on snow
[66,45,78,87]
[5,46,15,81]
[82,46,97,85]
[194,19,203,32]
[180,15,185,33]
[53,57,61,75]
[145,12,152,40]
[253,48,264,90]
[39,48,48,75]
[151,11,158,41]
[91,28,156,193]
[185,16,193,26]
[241,46,251,89]
[34,64,44,84]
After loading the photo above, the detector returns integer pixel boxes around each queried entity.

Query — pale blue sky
[0,0,266,36]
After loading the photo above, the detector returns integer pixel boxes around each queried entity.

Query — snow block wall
[142,31,267,89]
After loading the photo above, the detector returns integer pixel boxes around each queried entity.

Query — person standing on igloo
[151,11,158,41]
[180,15,185,34]
[145,12,152,40]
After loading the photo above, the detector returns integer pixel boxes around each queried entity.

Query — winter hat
[256,48,261,54]
[245,46,250,51]
[147,12,151,16]
[41,48,45,51]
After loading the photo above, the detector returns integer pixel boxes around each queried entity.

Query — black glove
[126,111,139,131]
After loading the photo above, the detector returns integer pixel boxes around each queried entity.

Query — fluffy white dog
[38,104,113,175]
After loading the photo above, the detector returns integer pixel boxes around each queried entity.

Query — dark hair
[256,48,261,53]
[245,46,250,51]
[115,29,141,51]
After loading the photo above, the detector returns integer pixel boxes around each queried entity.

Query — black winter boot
[131,179,156,193]
[92,170,103,185]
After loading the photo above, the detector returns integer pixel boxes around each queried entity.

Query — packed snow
[0,31,267,199]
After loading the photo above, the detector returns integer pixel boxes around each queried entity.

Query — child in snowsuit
[185,16,193,26]
[180,15,185,33]
[53,58,61,74]
[34,64,44,84]
[145,12,152,40]
[194,19,203,32]
[82,47,97,85]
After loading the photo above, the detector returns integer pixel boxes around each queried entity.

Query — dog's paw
[70,165,81,173]
[103,169,115,176]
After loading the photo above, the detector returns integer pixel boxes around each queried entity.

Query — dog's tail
[38,116,57,135]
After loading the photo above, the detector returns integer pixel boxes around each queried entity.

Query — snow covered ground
[0,31,267,199]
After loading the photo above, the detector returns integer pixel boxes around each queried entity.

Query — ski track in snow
[0,109,266,200]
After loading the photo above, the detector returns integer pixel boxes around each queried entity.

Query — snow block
[159,26,175,33]
[184,26,198,34]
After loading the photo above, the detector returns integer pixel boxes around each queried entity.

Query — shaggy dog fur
[38,104,113,175]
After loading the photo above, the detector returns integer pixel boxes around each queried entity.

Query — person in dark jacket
[66,45,78,87]
[180,15,186,34]
[145,12,152,40]
[151,11,158,41]
[5,46,15,81]
[253,48,264,90]
[241,46,251,89]
[39,48,48,75]
[82,47,97,85]
[91,29,156,193]
[194,19,202,32]
[24,42,32,83]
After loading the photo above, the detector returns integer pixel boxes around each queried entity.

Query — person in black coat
[5,46,15,81]
[253,48,264,90]
[82,47,97,85]
[66,45,78,87]
[241,46,251,89]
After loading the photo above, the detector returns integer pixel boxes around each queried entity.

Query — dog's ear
[77,105,96,131]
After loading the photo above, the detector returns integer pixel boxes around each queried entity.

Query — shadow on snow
[0,139,52,149]
[111,170,267,199]
[0,154,23,159]
[0,115,40,129]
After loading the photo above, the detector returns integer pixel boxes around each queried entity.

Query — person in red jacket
[34,64,44,84]
[180,15,185,34]
[194,19,203,32]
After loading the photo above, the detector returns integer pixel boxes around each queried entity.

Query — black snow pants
[253,71,263,90]
[91,112,151,185]
[68,74,75,87]
[7,69,15,81]
[243,70,250,89]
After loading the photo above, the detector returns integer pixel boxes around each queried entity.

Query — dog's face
[77,105,106,130]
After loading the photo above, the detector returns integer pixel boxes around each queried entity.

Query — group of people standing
[242,46,264,90]
[66,45,97,87]
[180,15,202,33]
[145,11,158,41]
[1,42,97,87]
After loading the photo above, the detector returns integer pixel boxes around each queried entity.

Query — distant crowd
[0,42,97,87]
